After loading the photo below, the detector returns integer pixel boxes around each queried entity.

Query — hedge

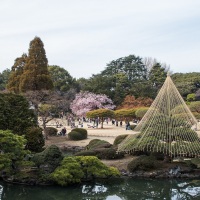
[68,130,87,140]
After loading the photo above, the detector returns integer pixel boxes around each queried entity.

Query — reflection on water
[0,178,200,200]
[0,185,2,199]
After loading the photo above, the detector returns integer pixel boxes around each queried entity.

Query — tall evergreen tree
[0,93,37,135]
[19,37,53,92]
[100,55,148,105]
[7,53,27,93]
[0,68,11,91]
[48,65,78,92]
[148,63,167,98]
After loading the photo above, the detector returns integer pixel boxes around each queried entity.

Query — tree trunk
[42,119,48,140]
[101,117,103,129]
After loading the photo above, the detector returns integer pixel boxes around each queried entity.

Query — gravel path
[45,120,136,147]
[45,119,200,148]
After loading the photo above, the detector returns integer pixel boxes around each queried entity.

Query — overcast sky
[1,0,200,78]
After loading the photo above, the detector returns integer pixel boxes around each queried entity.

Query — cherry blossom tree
[70,92,115,116]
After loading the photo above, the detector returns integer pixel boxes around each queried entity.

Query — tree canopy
[70,91,115,116]
[7,37,53,93]
[171,72,200,98]
[86,109,114,128]
[118,95,153,109]
[0,93,37,135]
[79,55,168,105]
[48,65,78,92]
[7,54,27,93]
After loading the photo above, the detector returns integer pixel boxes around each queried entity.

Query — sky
[1,0,200,79]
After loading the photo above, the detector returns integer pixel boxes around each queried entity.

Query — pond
[0,178,200,200]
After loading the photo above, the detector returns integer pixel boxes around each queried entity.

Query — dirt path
[45,120,136,147]
[45,119,200,148]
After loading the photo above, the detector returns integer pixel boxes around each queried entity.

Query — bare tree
[143,57,171,76]
[24,89,76,139]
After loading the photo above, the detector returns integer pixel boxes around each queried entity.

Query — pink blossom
[70,91,115,116]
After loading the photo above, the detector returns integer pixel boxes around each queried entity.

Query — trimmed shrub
[96,147,124,159]
[72,128,87,138]
[130,151,148,156]
[25,127,45,152]
[68,131,87,140]
[127,155,157,172]
[45,127,58,136]
[113,134,129,146]
[135,107,149,119]
[150,152,164,160]
[74,150,97,157]
[51,156,120,186]
[32,145,63,172]
[68,128,87,140]
[87,139,111,150]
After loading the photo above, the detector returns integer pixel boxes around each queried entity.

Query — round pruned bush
[68,131,87,140]
[127,155,157,172]
[74,150,97,157]
[87,139,111,150]
[135,107,149,119]
[72,128,87,134]
[45,127,58,136]
[72,128,87,137]
[113,134,129,146]
[96,147,124,160]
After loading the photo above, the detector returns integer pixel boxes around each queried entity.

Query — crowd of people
[54,114,140,136]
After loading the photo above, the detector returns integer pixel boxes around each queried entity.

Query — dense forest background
[1,37,200,108]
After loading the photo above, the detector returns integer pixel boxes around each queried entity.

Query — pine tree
[19,36,53,92]
[148,63,167,95]
[0,93,37,135]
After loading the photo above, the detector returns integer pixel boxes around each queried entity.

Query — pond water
[0,178,200,200]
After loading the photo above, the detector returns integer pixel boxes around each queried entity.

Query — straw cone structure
[118,74,200,157]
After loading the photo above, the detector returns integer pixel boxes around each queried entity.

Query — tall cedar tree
[19,37,53,92]
[7,53,27,93]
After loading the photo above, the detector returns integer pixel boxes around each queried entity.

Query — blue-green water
[0,178,200,200]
